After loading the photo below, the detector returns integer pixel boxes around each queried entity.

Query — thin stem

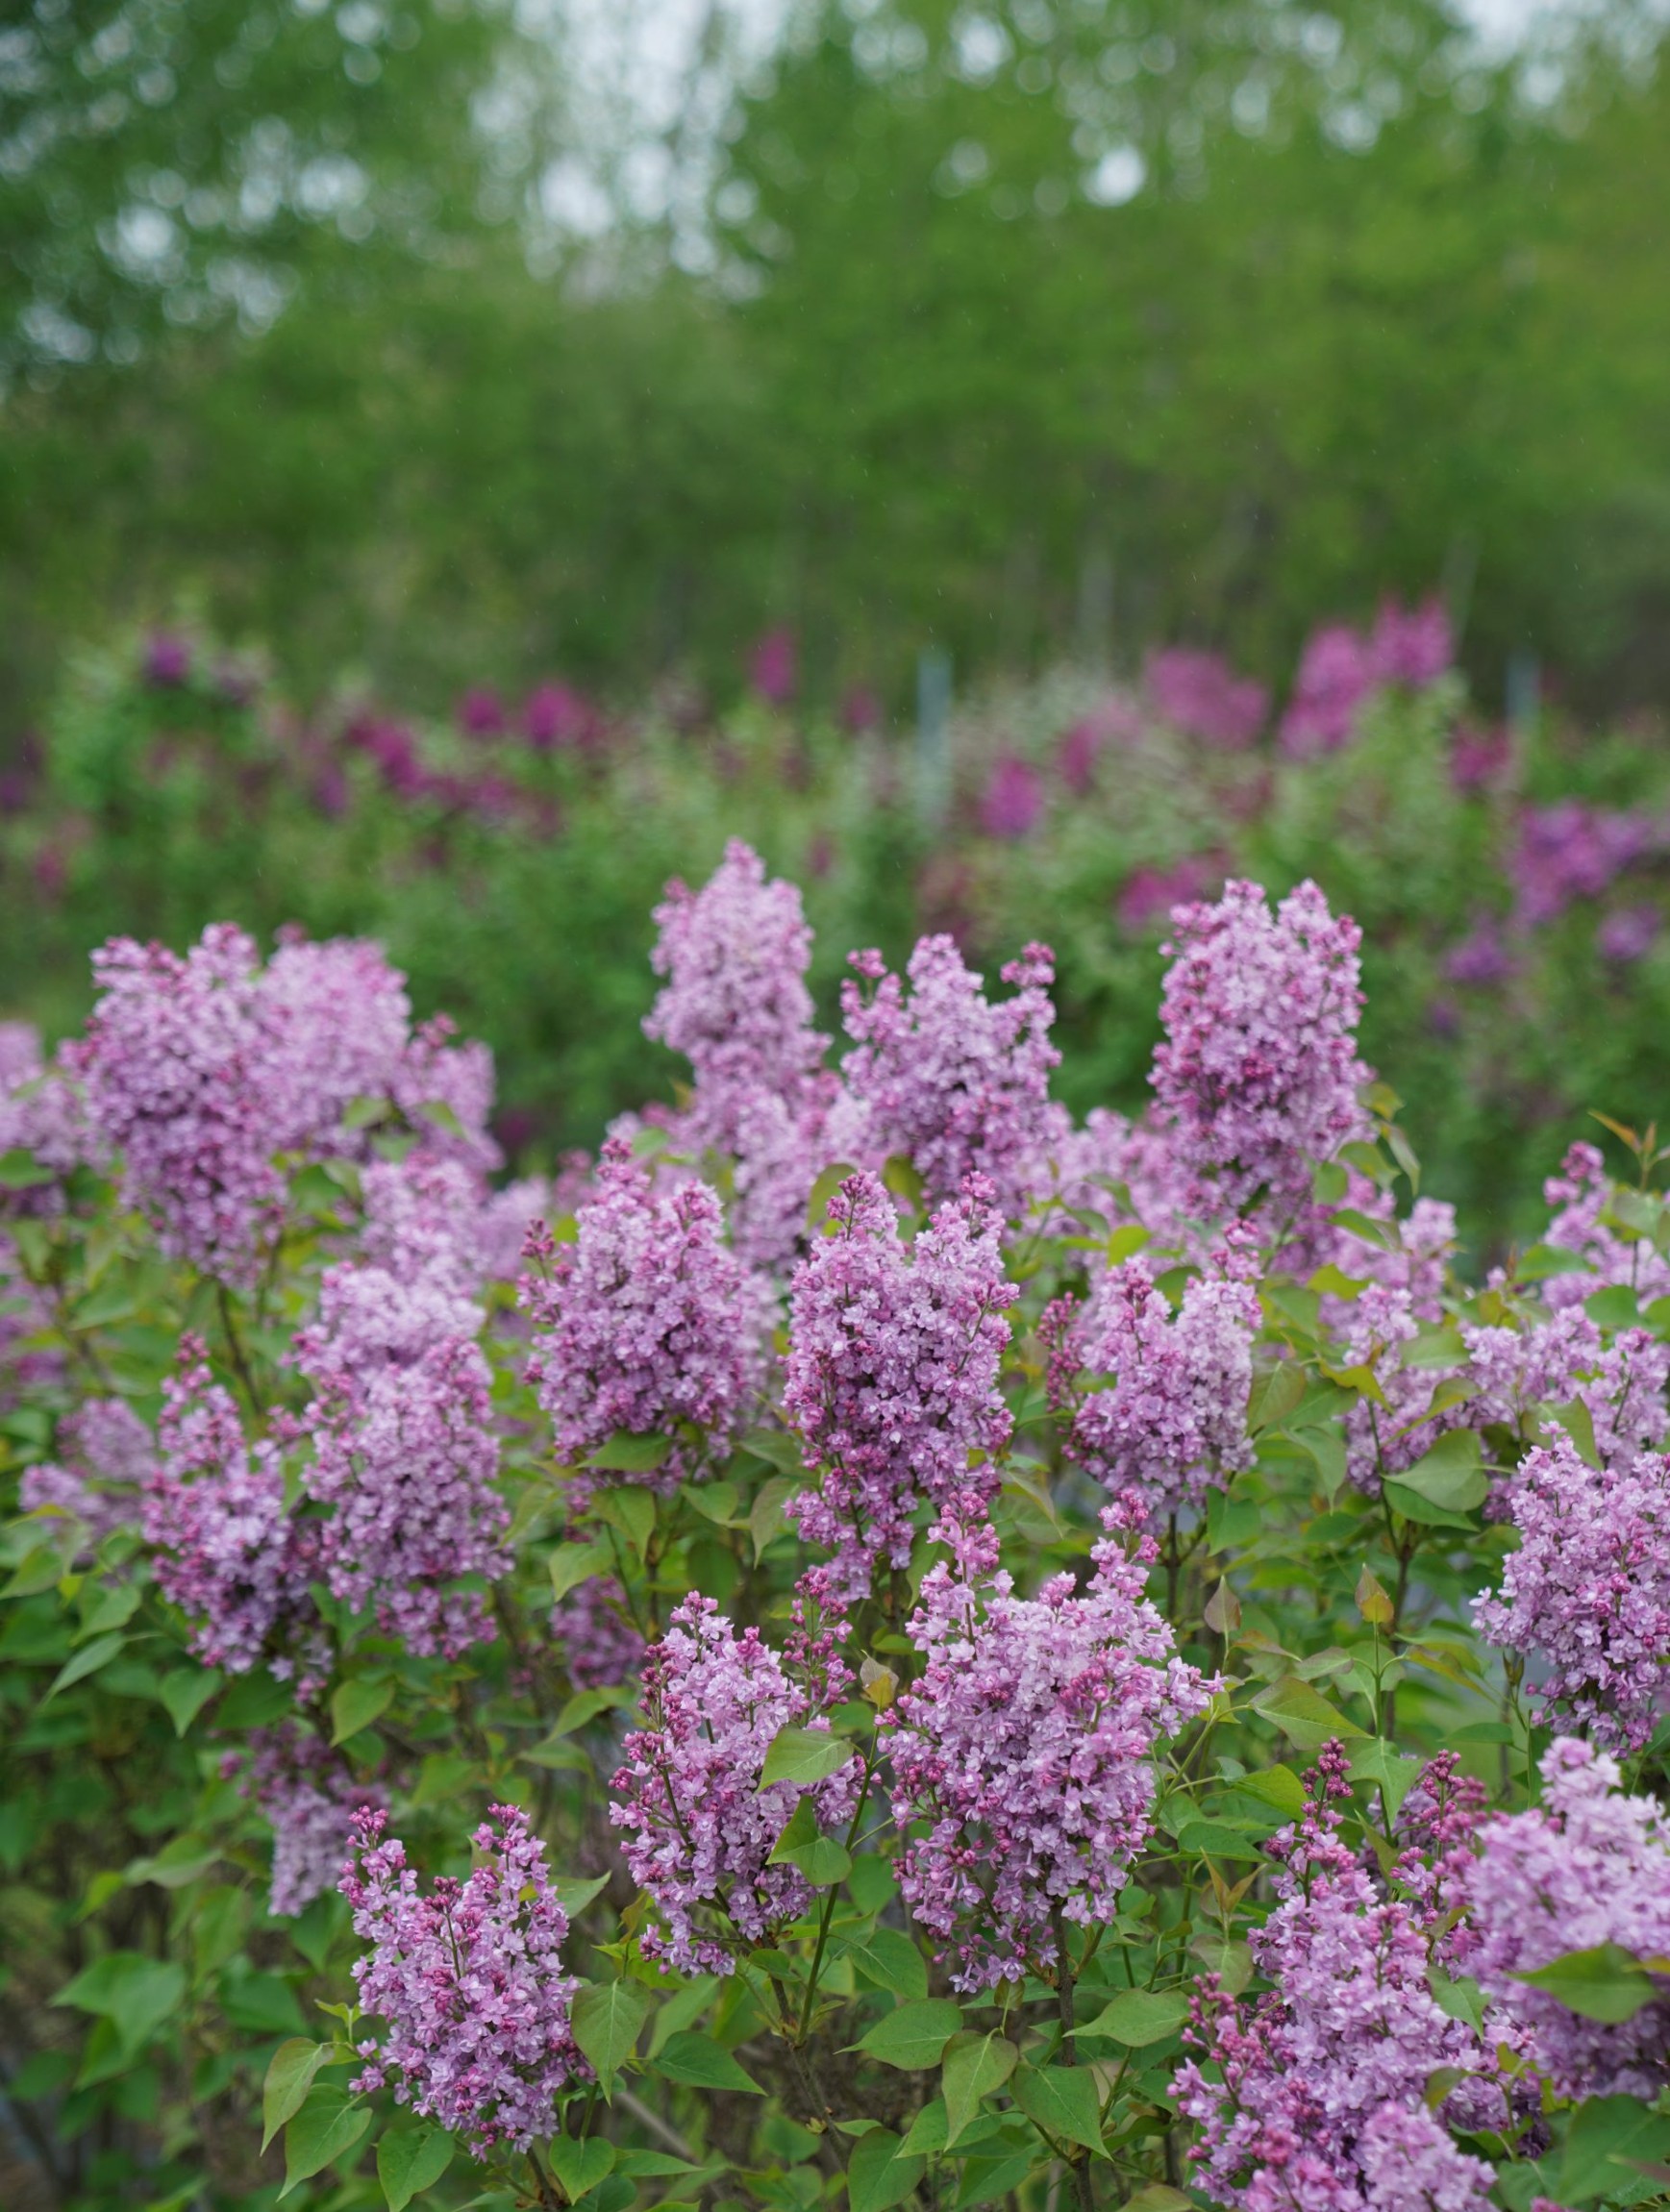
[1050,1904,1098,2212]
[215,1280,264,1415]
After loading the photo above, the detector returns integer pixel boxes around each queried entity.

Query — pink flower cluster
[1057,1237,1261,1518]
[550,1574,646,1690]
[521,1135,767,1488]
[885,1506,1211,1993]
[1509,802,1652,929]
[1538,1140,1670,1314]
[342,1803,585,2153]
[784,1171,1016,1598]
[1468,1738,1670,2101]
[71,925,497,1281]
[1473,1434,1670,1751]
[22,1396,156,1546]
[841,935,1063,1218]
[1152,879,1367,1214]
[1177,1746,1500,2212]
[609,1593,860,1973]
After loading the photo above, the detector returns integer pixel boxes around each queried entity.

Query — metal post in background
[915,645,952,833]
[1507,648,1540,734]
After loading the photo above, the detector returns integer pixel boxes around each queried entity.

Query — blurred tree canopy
[1,0,1667,726]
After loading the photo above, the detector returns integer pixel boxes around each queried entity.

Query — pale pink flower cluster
[1058,1237,1260,1517]
[549,1575,646,1690]
[609,1593,860,1973]
[1473,1434,1670,1750]
[1538,1140,1670,1314]
[885,1505,1212,1993]
[70,925,497,1281]
[841,935,1064,1218]
[783,1171,1016,1597]
[342,1803,585,2153]
[1468,1738,1670,2100]
[1177,1746,1500,2212]
[520,1134,768,1488]
[1152,880,1367,1215]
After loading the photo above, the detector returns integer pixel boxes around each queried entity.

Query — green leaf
[759,1722,856,1790]
[53,1951,185,2059]
[125,1834,220,1890]
[655,2029,761,2094]
[1382,1480,1476,1531]
[588,1430,673,1474]
[1168,1817,1266,1862]
[941,2030,1017,2147]
[846,2127,925,2212]
[548,1686,631,1738]
[553,1873,611,1917]
[851,1998,963,2071]
[1513,1243,1588,1283]
[1073,1989,1191,2047]
[1012,2062,1106,2157]
[1332,1206,1400,1252]
[1225,1764,1307,1822]
[549,2136,615,2201]
[1393,1429,1486,1513]
[899,2100,948,2156]
[1558,2095,1670,2204]
[159,1665,221,1737]
[1116,2191,1194,2212]
[806,1159,860,1229]
[1584,1284,1639,1330]
[548,1539,611,1603]
[331,1677,393,1747]
[280,2082,370,2199]
[763,1794,850,1886]
[342,1096,390,1131]
[1250,1361,1306,1434]
[1512,1943,1664,2024]
[589,1484,657,1555]
[262,2040,333,2153]
[684,1479,739,1526]
[749,1475,799,1561]
[377,2125,454,2212]
[1349,1740,1423,1825]
[42,1631,127,1702]
[847,1927,928,2001]
[1289,1425,1347,1503]
[570,1978,651,2095]
[0,1146,53,1189]
[1250,1674,1367,1750]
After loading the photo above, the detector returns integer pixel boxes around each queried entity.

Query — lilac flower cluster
[609,1593,860,1972]
[783,1171,1016,1597]
[980,755,1044,840]
[1468,1739,1670,2101]
[841,935,1064,1218]
[1152,879,1367,1215]
[1177,1746,1500,2212]
[1338,1284,1466,1494]
[71,925,498,1280]
[885,1505,1212,1992]
[342,1803,585,2152]
[21,1396,156,1546]
[142,1339,319,1679]
[642,838,829,1156]
[521,1135,768,1488]
[1473,1434,1670,1750]
[240,1724,379,1918]
[1539,1140,1670,1314]
[550,1575,646,1690]
[1058,1235,1261,1518]
[1144,647,1269,750]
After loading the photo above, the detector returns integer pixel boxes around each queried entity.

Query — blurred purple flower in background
[143,633,191,688]
[980,754,1042,839]
[524,683,595,753]
[1451,722,1511,791]
[750,627,797,706]
[841,683,881,733]
[1279,624,1374,758]
[1368,594,1453,688]
[1117,854,1222,934]
[458,686,507,739]
[1144,647,1268,749]
[1509,801,1651,926]
[1443,916,1516,986]
[1598,905,1660,962]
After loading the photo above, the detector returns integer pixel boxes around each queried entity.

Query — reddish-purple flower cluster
[784,1171,1016,1597]
[1145,647,1269,750]
[342,1803,585,2153]
[1280,597,1452,758]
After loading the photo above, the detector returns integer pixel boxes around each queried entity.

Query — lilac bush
[4,845,1670,2212]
